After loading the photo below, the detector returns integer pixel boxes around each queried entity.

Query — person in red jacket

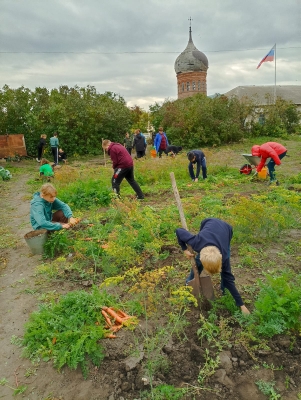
[102,140,144,199]
[251,142,287,184]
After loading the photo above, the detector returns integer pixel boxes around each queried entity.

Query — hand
[184,249,194,259]
[69,217,78,226]
[194,178,198,182]
[61,223,71,229]
[240,305,250,315]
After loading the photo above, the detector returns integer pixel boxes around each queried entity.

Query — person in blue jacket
[154,127,169,158]
[30,183,78,231]
[187,150,207,181]
[176,218,250,314]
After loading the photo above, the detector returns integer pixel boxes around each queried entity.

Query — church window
[182,83,184,92]
[187,82,190,91]
[198,81,201,91]
[192,81,196,90]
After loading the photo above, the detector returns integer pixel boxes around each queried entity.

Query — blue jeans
[267,151,286,181]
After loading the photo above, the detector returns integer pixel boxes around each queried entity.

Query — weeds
[255,380,281,400]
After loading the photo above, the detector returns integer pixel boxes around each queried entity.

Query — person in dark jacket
[166,145,182,157]
[176,218,250,314]
[102,140,144,199]
[30,183,78,231]
[133,129,146,158]
[251,142,287,184]
[36,134,47,162]
[187,150,207,181]
[58,148,67,163]
[123,132,133,155]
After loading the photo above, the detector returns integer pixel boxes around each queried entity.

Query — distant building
[224,85,301,112]
[174,26,208,99]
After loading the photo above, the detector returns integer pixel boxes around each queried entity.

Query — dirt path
[0,175,113,400]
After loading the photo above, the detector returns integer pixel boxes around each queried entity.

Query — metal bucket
[24,229,48,255]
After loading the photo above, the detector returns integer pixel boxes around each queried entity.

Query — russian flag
[256,46,275,69]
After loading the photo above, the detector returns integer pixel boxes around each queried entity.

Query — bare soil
[0,161,301,400]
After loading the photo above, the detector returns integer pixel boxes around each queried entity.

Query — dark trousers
[112,167,144,199]
[37,146,44,160]
[51,210,68,224]
[189,158,207,180]
[126,147,132,155]
[51,147,59,165]
[136,150,144,158]
[267,151,286,181]
[158,148,168,158]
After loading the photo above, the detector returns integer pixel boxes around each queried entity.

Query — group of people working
[29,130,287,316]
[36,132,68,180]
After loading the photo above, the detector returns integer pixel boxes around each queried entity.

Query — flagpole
[274,43,277,104]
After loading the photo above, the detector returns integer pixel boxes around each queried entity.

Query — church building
[174,25,209,99]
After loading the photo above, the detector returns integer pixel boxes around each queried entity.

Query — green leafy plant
[198,349,220,386]
[141,384,188,400]
[253,271,301,337]
[255,380,281,400]
[43,230,72,258]
[22,287,122,378]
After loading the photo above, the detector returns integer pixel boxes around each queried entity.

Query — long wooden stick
[170,172,201,305]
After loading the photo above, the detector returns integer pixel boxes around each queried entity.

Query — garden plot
[0,139,301,400]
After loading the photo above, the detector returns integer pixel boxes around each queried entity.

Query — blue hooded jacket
[176,218,243,306]
[30,192,72,231]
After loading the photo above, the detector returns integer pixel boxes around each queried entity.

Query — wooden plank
[0,134,27,158]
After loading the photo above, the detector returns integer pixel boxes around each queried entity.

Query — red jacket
[251,142,287,172]
[107,142,133,169]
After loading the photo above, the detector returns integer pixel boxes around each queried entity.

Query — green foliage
[43,230,72,258]
[141,384,188,400]
[150,94,300,148]
[58,178,112,209]
[0,85,132,156]
[198,349,220,386]
[252,272,301,337]
[22,287,119,378]
[255,380,281,399]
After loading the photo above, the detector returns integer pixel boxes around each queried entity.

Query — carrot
[101,309,113,326]
[113,308,131,319]
[103,307,124,324]
[105,333,117,339]
[52,337,57,344]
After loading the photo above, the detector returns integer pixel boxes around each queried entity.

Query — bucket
[24,229,48,255]
[150,149,157,158]
[258,167,268,179]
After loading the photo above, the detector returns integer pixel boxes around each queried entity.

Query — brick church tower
[174,24,209,99]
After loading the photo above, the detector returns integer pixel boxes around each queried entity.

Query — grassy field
[1,136,301,400]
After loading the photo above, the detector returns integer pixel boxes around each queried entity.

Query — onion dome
[174,27,208,74]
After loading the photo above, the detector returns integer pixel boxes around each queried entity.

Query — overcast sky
[1,0,300,109]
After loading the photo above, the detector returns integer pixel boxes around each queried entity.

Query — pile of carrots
[101,306,133,339]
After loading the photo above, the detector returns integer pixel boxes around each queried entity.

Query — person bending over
[187,150,207,181]
[251,142,287,185]
[176,217,250,314]
[102,139,144,199]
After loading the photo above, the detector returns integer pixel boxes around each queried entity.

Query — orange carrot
[101,309,113,326]
[105,333,117,339]
[113,308,130,319]
[103,307,124,324]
